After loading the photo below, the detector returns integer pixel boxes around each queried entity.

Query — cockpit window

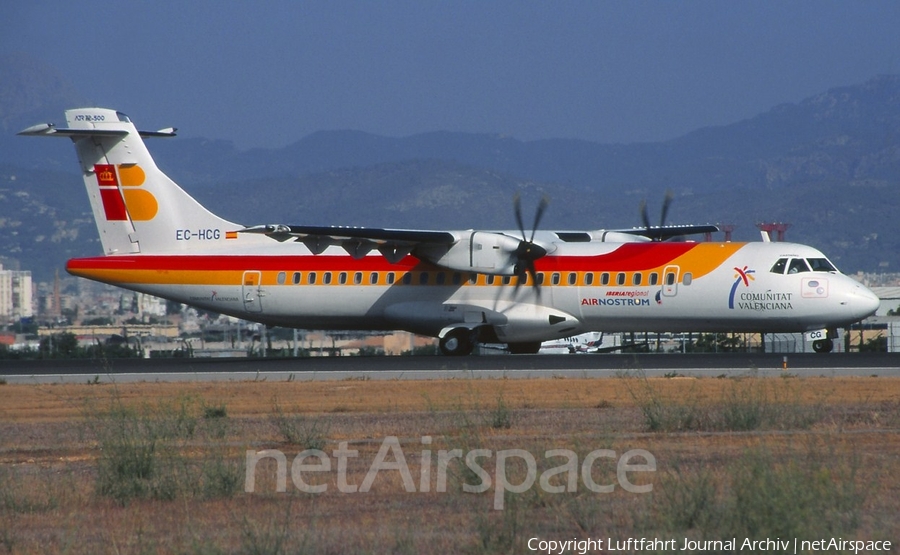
[787,258,811,274]
[770,258,788,274]
[116,111,131,123]
[806,258,837,272]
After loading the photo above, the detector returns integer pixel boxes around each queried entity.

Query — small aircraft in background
[539,332,623,354]
[20,109,880,355]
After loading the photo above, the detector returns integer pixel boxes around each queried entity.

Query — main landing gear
[439,328,476,356]
[439,327,544,355]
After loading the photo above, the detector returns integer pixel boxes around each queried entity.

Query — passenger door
[242,271,264,312]
[662,265,680,297]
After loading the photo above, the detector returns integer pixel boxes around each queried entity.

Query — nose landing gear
[812,339,834,353]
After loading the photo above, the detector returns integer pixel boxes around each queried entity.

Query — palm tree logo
[728,266,755,309]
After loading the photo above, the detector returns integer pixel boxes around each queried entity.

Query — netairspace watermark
[244,435,656,510]
[527,537,893,554]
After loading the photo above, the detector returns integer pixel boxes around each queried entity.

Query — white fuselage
[68,238,880,344]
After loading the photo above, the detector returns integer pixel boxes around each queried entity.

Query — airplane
[19,108,881,355]
[539,332,621,354]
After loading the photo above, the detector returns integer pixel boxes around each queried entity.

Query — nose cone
[845,283,880,321]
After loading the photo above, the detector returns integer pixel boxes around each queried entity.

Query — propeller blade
[510,262,541,300]
[513,193,526,240]
[530,196,549,242]
[509,192,550,298]
[527,261,541,299]
[638,191,676,241]
[640,199,651,231]
[659,190,674,227]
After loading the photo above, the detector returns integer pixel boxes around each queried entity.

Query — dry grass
[1,374,899,553]
[3,375,898,421]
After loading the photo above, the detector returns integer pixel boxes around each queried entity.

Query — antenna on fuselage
[756,222,792,242]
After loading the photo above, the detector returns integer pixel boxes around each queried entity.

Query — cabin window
[487,275,495,285]
[616,273,626,286]
[468,274,477,285]
[788,258,811,274]
[277,271,286,285]
[665,272,676,286]
[600,273,610,286]
[292,272,302,285]
[770,258,788,274]
[585,272,594,286]
[551,273,560,285]
[649,272,659,286]
[683,273,693,286]
[387,272,396,285]
[308,272,317,285]
[369,272,378,285]
[402,273,412,285]
[323,272,333,285]
[807,258,837,272]
[419,272,429,285]
[338,272,347,285]
[536,273,545,286]
[567,273,577,286]
[632,273,642,286]
[502,276,512,285]
[353,272,362,285]
[452,272,462,285]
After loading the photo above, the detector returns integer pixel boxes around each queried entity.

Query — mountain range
[1,53,898,283]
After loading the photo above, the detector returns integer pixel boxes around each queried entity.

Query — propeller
[512,194,549,292]
[639,189,674,241]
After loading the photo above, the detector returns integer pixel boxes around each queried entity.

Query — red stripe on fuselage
[66,243,702,274]
[539,242,697,272]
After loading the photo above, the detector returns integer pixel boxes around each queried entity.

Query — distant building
[0,264,33,321]
[117,292,168,319]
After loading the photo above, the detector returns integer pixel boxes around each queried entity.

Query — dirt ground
[1,375,899,554]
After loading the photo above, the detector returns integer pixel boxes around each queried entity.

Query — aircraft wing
[613,224,719,241]
[239,224,456,262]
[240,221,720,272]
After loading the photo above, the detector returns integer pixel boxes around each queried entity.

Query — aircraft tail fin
[19,108,240,256]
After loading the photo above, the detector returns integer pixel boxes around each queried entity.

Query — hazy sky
[4,1,900,149]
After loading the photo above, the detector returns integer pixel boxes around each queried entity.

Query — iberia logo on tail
[94,164,158,221]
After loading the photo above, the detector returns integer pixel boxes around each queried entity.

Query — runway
[2,352,898,383]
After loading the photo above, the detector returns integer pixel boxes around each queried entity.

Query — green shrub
[655,442,865,541]
[92,395,241,504]
[270,401,329,451]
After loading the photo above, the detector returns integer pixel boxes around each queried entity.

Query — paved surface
[2,353,898,383]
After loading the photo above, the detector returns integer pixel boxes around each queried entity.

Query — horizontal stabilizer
[18,123,176,138]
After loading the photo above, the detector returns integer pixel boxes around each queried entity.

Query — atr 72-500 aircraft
[20,108,880,355]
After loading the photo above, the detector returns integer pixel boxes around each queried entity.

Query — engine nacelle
[417,231,523,275]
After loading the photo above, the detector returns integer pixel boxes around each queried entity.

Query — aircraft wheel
[440,328,475,356]
[812,339,833,353]
[507,341,542,354]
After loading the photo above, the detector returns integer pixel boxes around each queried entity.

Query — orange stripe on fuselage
[656,242,744,279]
